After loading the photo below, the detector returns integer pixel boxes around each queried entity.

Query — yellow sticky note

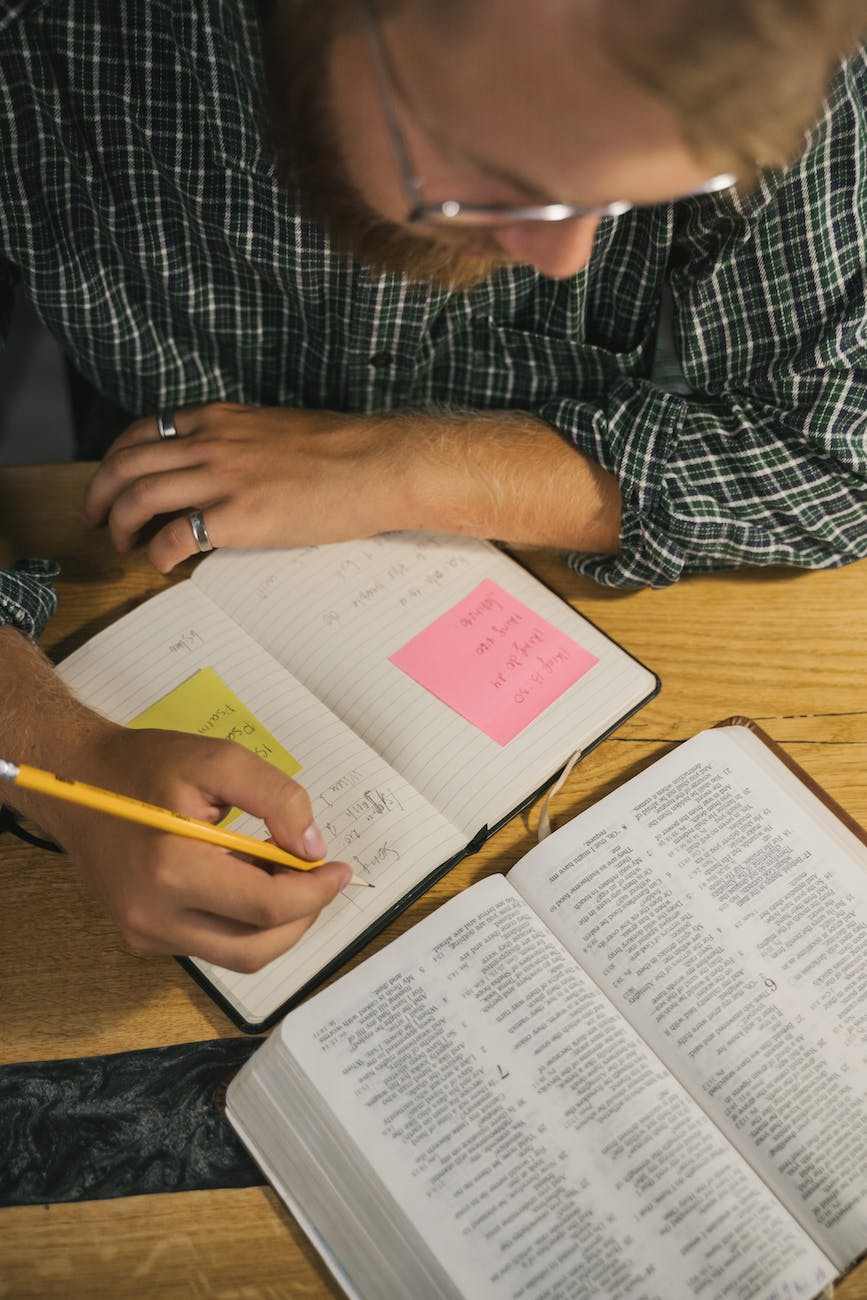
[128,668,301,825]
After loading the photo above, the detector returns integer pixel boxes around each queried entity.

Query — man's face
[264,0,727,287]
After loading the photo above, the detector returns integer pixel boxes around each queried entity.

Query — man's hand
[52,726,354,972]
[82,402,621,569]
[82,404,413,571]
[3,628,352,972]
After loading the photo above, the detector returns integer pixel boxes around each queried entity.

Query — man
[1,0,864,970]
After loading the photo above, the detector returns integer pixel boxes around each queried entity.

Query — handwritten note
[389,579,599,745]
[128,667,301,823]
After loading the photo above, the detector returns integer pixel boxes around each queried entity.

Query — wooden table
[2,462,866,1299]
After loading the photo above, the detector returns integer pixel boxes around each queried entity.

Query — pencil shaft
[1,759,371,887]
[17,761,325,869]
[4,760,325,871]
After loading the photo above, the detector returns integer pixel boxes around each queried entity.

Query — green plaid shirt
[1,0,865,637]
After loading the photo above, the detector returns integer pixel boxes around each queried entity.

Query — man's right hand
[2,627,352,973]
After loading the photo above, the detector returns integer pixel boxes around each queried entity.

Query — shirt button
[369,352,393,368]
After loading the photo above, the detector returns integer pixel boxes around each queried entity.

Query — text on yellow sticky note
[128,667,301,824]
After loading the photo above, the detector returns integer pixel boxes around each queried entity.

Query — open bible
[56,531,657,1029]
[226,721,867,1300]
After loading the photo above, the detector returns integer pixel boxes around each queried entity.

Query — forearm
[542,378,867,589]
[0,626,118,838]
[369,408,622,552]
[0,623,353,969]
[84,401,623,567]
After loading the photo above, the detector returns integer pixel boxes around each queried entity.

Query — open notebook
[57,532,657,1029]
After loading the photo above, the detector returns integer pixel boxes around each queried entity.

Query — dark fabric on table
[0,1037,266,1207]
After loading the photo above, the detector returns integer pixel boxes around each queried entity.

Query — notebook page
[191,534,656,838]
[57,583,466,1025]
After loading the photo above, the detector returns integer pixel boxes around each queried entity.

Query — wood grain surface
[2,462,866,1298]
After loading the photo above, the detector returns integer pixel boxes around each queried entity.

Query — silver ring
[157,413,179,440]
[188,509,215,553]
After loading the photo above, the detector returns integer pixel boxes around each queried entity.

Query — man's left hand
[83,400,621,569]
[82,403,412,571]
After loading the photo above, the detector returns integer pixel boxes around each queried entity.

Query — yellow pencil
[0,759,372,887]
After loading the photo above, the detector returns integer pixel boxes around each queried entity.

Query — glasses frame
[360,0,736,227]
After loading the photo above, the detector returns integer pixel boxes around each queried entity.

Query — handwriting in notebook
[389,579,599,745]
[128,666,302,823]
[318,777,407,860]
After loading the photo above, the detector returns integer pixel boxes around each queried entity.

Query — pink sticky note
[389,579,599,745]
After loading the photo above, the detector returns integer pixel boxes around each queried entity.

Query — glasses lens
[415,202,599,227]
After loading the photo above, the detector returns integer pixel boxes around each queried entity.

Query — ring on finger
[156,412,179,440]
[188,509,215,553]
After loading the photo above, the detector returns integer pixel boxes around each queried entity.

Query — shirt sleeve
[0,255,17,358]
[0,559,60,639]
[0,255,59,638]
[542,47,867,590]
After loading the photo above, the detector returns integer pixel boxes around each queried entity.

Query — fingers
[116,843,353,972]
[174,851,353,928]
[127,905,323,974]
[103,406,207,456]
[83,402,396,568]
[194,742,329,864]
[81,403,218,530]
[145,500,229,572]
[64,726,357,975]
[142,909,323,973]
[82,404,254,566]
[102,465,222,557]
[82,442,203,534]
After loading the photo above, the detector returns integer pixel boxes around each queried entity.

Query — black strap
[0,1037,265,1207]
[0,803,61,853]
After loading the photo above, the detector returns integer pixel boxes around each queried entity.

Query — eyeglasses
[360,0,737,227]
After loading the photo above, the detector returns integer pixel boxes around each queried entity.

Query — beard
[258,0,504,290]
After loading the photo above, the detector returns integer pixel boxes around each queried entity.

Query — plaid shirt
[1,0,865,638]
[0,558,58,640]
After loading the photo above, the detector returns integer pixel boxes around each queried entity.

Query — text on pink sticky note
[389,578,599,745]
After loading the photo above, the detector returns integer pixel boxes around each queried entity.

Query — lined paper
[192,534,656,836]
[57,532,655,1024]
[58,586,466,1025]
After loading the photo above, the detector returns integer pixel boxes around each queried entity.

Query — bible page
[230,874,833,1300]
[190,533,656,837]
[508,724,867,1268]
[57,582,466,1026]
